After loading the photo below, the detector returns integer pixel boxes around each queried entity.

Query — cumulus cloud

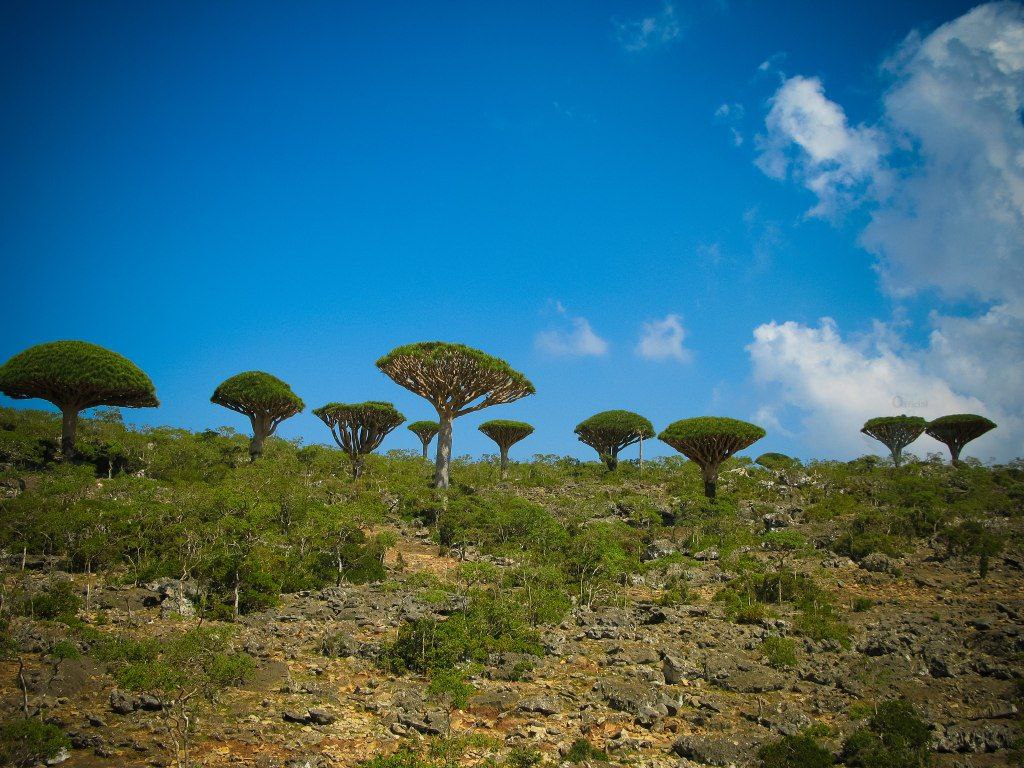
[756,75,887,217]
[536,303,609,357]
[615,3,682,52]
[636,314,692,362]
[747,318,1018,459]
[749,2,1024,460]
[863,2,1024,304]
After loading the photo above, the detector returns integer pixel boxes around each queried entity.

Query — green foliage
[757,452,800,470]
[926,414,996,464]
[11,578,81,621]
[357,749,436,768]
[426,668,476,709]
[479,419,534,449]
[377,342,535,396]
[506,749,543,768]
[860,416,927,466]
[758,732,834,768]
[0,340,158,409]
[109,626,254,696]
[762,636,797,668]
[408,421,440,439]
[659,417,765,497]
[0,718,71,767]
[841,699,932,768]
[940,520,1004,577]
[660,416,766,446]
[574,410,654,469]
[564,738,608,763]
[380,589,541,673]
[211,371,304,415]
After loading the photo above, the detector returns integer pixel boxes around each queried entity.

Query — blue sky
[2,0,1021,462]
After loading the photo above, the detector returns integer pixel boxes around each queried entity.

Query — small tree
[376,342,534,488]
[0,341,158,459]
[926,414,996,466]
[407,420,440,460]
[659,416,765,498]
[860,415,927,467]
[574,410,654,470]
[210,371,304,460]
[478,419,534,478]
[313,401,405,478]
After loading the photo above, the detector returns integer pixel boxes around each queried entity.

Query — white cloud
[756,75,887,217]
[748,3,1024,460]
[862,2,1024,305]
[636,314,692,362]
[714,102,745,146]
[747,318,1019,460]
[536,303,609,357]
[615,3,681,52]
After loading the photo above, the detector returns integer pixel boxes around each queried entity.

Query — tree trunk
[249,415,266,461]
[603,452,618,471]
[499,447,509,479]
[420,438,429,460]
[352,456,364,479]
[61,407,78,460]
[702,463,718,499]
[891,447,903,468]
[434,413,453,489]
[950,444,962,467]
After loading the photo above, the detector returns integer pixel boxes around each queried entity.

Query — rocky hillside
[0,409,1022,767]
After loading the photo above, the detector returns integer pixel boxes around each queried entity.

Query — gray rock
[937,722,1016,753]
[397,707,450,735]
[517,694,562,716]
[643,539,677,561]
[109,690,136,715]
[672,734,751,766]
[859,553,900,574]
[308,708,336,725]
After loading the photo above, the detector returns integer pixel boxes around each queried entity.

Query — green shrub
[380,589,541,673]
[564,738,608,762]
[940,520,1004,577]
[0,718,71,767]
[506,748,543,768]
[358,749,436,768]
[426,669,476,709]
[852,597,873,612]
[841,699,931,768]
[758,732,834,768]
[796,595,851,648]
[14,579,81,620]
[762,636,797,668]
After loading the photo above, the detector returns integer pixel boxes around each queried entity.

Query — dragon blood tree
[659,417,765,499]
[0,340,158,459]
[860,415,927,468]
[478,419,534,478]
[377,342,534,489]
[407,420,440,460]
[313,401,405,478]
[211,371,304,460]
[926,414,997,466]
[574,410,654,471]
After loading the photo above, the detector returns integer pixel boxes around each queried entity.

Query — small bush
[841,699,931,768]
[426,669,475,709]
[758,732,834,768]
[565,737,608,762]
[852,597,873,612]
[0,718,71,767]
[762,636,797,668]
[14,579,81,620]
